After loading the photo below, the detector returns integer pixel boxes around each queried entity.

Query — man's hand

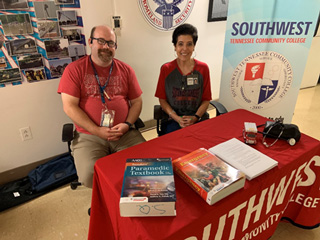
[110,123,130,135]
[95,126,124,141]
[104,123,131,141]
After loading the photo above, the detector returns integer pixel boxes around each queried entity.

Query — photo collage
[0,0,84,85]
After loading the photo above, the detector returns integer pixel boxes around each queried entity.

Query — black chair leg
[70,181,82,190]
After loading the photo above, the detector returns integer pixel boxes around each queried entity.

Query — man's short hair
[90,26,96,39]
[89,26,117,43]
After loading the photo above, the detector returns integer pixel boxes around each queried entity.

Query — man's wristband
[169,110,176,118]
[124,121,133,128]
[194,114,201,121]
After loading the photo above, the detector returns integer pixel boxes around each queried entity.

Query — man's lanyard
[89,55,114,103]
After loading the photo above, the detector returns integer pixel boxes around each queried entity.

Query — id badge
[187,74,198,85]
[101,106,115,128]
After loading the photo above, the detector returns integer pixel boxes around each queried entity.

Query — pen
[104,90,111,101]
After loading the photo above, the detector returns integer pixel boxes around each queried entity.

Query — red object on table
[88,109,320,240]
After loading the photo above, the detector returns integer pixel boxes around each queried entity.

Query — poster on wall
[48,58,72,78]
[0,0,29,10]
[219,0,320,122]
[0,68,22,83]
[137,0,195,31]
[44,39,69,58]
[38,21,60,39]
[25,68,47,82]
[0,57,6,68]
[68,43,85,61]
[62,28,81,41]
[0,14,33,35]
[57,10,77,26]
[207,0,229,22]
[18,54,44,69]
[54,0,74,4]
[34,1,60,20]
[5,38,37,56]
[0,0,85,87]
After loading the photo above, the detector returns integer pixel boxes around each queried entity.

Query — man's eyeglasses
[92,37,117,48]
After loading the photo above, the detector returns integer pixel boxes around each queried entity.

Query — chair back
[153,100,228,136]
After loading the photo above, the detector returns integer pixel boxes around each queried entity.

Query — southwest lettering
[266,169,296,214]
[243,188,268,231]
[228,202,247,239]
[290,162,308,194]
[298,156,320,187]
[214,215,226,240]
[231,21,313,36]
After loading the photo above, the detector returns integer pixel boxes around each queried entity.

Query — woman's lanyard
[180,60,197,91]
[89,56,114,104]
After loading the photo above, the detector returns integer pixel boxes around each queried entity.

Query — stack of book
[119,138,278,212]
[172,138,278,205]
[120,158,176,217]
[172,148,246,205]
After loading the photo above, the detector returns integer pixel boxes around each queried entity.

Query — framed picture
[48,58,72,78]
[34,1,60,20]
[0,68,22,83]
[208,0,229,22]
[0,33,4,48]
[38,20,60,39]
[68,44,85,61]
[44,39,69,58]
[5,38,37,56]
[62,28,81,42]
[0,57,6,68]
[57,10,77,26]
[54,0,75,4]
[0,0,29,10]
[18,54,44,69]
[24,68,47,82]
[0,13,33,35]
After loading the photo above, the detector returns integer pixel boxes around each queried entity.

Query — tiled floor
[0,84,319,240]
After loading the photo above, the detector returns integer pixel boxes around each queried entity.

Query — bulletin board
[0,0,85,88]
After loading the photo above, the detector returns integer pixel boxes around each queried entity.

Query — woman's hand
[179,115,198,127]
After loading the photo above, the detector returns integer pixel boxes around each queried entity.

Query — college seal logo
[137,0,195,31]
[230,51,293,110]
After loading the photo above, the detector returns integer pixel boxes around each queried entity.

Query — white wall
[80,0,226,119]
[0,0,226,175]
[0,80,71,174]
[301,36,320,88]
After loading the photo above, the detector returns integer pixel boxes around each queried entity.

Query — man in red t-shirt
[58,25,145,188]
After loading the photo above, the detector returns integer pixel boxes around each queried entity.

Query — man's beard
[98,49,113,63]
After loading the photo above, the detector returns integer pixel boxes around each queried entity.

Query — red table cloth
[88,109,320,240]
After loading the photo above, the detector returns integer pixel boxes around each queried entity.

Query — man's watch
[124,121,133,128]
[194,114,201,121]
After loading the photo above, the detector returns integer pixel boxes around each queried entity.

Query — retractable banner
[219,0,320,122]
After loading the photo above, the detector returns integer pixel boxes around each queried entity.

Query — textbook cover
[120,158,176,217]
[172,148,245,205]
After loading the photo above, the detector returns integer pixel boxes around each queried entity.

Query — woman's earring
[174,51,178,58]
[192,50,197,58]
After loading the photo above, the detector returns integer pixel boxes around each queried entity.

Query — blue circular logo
[138,0,195,31]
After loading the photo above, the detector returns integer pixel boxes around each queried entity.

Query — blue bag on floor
[28,153,77,193]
